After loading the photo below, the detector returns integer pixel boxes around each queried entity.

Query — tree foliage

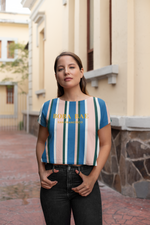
[0,42,28,93]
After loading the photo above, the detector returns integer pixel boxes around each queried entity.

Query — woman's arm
[72,123,111,196]
[36,125,59,189]
[88,123,111,182]
[36,125,49,173]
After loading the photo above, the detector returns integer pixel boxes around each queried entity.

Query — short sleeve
[38,102,48,127]
[98,98,110,130]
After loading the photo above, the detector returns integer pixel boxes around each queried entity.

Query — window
[0,40,1,58]
[6,86,14,104]
[87,0,94,71]
[7,41,14,59]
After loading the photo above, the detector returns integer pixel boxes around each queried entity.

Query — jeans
[40,163,102,225]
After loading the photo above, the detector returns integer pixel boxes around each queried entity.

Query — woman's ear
[80,68,84,78]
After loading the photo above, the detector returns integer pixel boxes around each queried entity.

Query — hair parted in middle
[54,51,89,97]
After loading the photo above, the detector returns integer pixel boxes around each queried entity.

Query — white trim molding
[0,37,18,62]
[63,0,67,5]
[21,0,36,10]
[22,110,39,116]
[0,19,29,24]
[30,0,45,20]
[35,89,45,98]
[0,11,30,15]
[33,11,46,47]
[111,116,150,131]
[84,65,119,87]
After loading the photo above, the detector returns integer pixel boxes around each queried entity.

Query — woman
[36,52,111,225]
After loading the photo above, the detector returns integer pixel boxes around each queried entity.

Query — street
[0,131,150,225]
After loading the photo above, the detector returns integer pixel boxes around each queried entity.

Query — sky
[6,0,30,14]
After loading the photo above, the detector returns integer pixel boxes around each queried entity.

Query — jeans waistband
[45,163,93,174]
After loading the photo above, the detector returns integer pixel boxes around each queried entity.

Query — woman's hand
[39,168,59,189]
[72,170,96,196]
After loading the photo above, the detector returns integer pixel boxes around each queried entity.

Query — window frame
[7,41,15,59]
[0,38,17,62]
[87,0,94,71]
[6,85,14,104]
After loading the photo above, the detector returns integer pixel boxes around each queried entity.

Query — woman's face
[55,55,84,90]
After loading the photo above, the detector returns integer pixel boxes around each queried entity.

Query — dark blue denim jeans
[40,163,102,225]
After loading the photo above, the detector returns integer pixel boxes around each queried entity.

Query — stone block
[101,170,114,187]
[103,153,111,173]
[29,115,39,137]
[116,144,121,163]
[119,154,126,186]
[111,156,118,173]
[113,174,121,193]
[114,132,121,147]
[130,131,150,141]
[121,185,136,198]
[121,131,129,157]
[145,159,150,174]
[126,160,142,185]
[133,160,150,180]
[112,129,120,139]
[121,131,129,142]
[111,138,116,156]
[126,140,150,159]
[134,181,150,199]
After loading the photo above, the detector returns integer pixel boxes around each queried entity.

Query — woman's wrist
[88,171,98,183]
[38,162,46,173]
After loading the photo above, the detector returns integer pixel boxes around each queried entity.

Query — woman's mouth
[64,77,72,82]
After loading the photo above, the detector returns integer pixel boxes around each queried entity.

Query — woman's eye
[70,67,75,69]
[58,68,63,71]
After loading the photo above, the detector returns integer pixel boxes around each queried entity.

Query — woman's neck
[61,86,87,101]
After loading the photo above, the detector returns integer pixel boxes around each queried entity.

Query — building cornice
[111,116,150,131]
[0,19,29,24]
[35,89,45,98]
[21,0,36,10]
[0,82,17,86]
[0,11,30,15]
[32,11,46,46]
[84,65,119,87]
[32,11,45,23]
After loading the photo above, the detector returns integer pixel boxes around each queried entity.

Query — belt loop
[78,166,81,175]
[52,164,55,173]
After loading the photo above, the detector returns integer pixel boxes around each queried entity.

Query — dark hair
[54,51,88,97]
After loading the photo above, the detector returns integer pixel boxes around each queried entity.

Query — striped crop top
[38,96,110,166]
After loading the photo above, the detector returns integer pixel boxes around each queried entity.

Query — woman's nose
[64,67,69,74]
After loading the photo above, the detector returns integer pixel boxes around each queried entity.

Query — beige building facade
[0,11,29,128]
[22,0,150,199]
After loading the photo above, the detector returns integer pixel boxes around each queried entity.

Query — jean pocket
[81,165,94,176]
[47,172,58,181]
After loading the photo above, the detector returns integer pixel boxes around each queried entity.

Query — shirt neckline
[58,96,93,103]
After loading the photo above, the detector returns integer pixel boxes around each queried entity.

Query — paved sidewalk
[0,131,150,225]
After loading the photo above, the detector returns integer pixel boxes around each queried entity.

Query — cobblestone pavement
[0,131,150,225]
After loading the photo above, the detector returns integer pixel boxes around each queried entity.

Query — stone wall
[23,113,150,199]
[99,129,150,199]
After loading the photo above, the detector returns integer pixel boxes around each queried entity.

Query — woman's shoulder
[42,97,58,106]
[93,96,106,105]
